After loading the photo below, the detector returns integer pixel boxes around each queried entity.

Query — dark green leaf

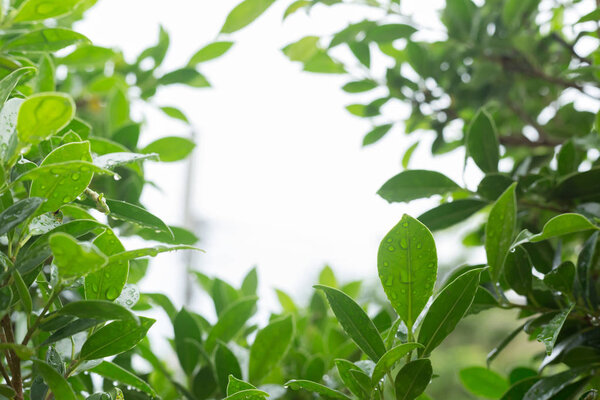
[485,183,517,282]
[395,359,432,400]
[418,199,487,231]
[0,197,44,236]
[215,343,242,394]
[371,342,424,385]
[90,361,157,397]
[378,170,461,203]
[33,360,76,400]
[174,307,202,375]
[363,124,393,146]
[285,380,351,400]
[504,246,532,295]
[57,300,138,323]
[467,109,500,173]
[80,317,155,360]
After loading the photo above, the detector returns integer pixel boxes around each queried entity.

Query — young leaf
[141,136,195,162]
[315,285,386,361]
[417,199,487,231]
[378,170,461,203]
[285,380,351,400]
[188,41,234,65]
[378,214,437,330]
[0,197,45,236]
[13,270,32,314]
[174,308,203,375]
[418,268,482,356]
[371,342,424,385]
[529,214,598,242]
[4,28,89,52]
[466,109,500,173]
[85,229,128,301]
[394,359,433,400]
[537,304,574,355]
[205,296,258,352]
[227,375,256,396]
[221,0,276,33]
[33,360,76,400]
[485,183,517,282]
[107,245,202,264]
[90,361,157,397]
[49,233,108,279]
[13,0,83,22]
[158,68,210,88]
[80,317,155,360]
[17,92,75,145]
[159,106,189,123]
[459,367,509,398]
[0,67,36,107]
[241,267,258,296]
[249,315,294,383]
[224,389,270,400]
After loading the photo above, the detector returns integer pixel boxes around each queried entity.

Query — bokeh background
[76,1,541,397]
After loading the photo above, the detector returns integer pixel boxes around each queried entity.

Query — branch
[550,33,592,64]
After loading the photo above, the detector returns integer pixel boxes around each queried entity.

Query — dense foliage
[1,0,600,399]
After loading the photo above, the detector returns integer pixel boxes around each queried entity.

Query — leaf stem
[22,284,62,346]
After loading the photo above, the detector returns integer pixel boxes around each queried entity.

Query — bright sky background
[76,0,484,322]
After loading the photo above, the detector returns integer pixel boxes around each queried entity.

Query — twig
[2,316,22,400]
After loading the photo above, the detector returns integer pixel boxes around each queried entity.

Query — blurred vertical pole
[182,129,198,306]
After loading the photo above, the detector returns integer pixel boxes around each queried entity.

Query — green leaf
[395,359,432,400]
[49,233,107,279]
[141,136,195,162]
[36,54,55,92]
[221,0,276,33]
[30,141,94,212]
[523,367,592,400]
[60,45,115,68]
[418,199,487,231]
[249,315,294,383]
[402,142,419,169]
[543,261,575,295]
[529,214,598,242]
[215,343,242,394]
[0,67,36,108]
[485,183,517,282]
[537,304,574,355]
[343,79,378,93]
[371,342,424,385]
[503,246,532,295]
[282,36,319,62]
[224,389,270,400]
[85,229,128,301]
[33,360,76,400]
[377,214,437,330]
[0,384,15,398]
[466,109,500,173]
[42,318,99,345]
[227,376,256,396]
[80,317,155,360]
[17,92,75,145]
[285,380,351,400]
[174,307,202,375]
[90,361,157,397]
[459,367,509,398]
[158,68,210,88]
[335,359,369,398]
[4,28,89,52]
[105,245,200,265]
[477,174,515,201]
[315,285,386,361]
[205,296,258,352]
[378,170,461,203]
[557,140,580,176]
[275,289,297,313]
[57,300,138,323]
[487,323,525,367]
[364,24,416,42]
[363,124,393,146]
[159,106,189,123]
[0,343,34,360]
[0,197,45,236]
[553,168,600,202]
[13,0,84,22]
[418,268,482,356]
[13,270,32,314]
[106,199,172,237]
[93,152,158,170]
[241,267,258,296]
[283,0,310,19]
[188,41,234,65]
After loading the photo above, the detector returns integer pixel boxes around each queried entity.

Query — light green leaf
[215,343,242,394]
[33,360,76,400]
[221,0,276,33]
[418,268,482,356]
[342,79,378,93]
[466,109,499,173]
[377,214,437,330]
[188,41,234,65]
[371,342,424,385]
[158,68,210,88]
[485,183,517,282]
[224,389,270,400]
[227,376,257,396]
[85,229,128,301]
[363,124,393,146]
[13,270,32,314]
[249,315,294,383]
[107,245,202,264]
[90,361,157,397]
[13,0,84,22]
[4,28,89,52]
[174,307,202,375]
[283,0,310,19]
[159,106,189,123]
[93,152,158,170]
[335,359,369,398]
[80,317,155,360]
[205,296,258,352]
[537,304,574,355]
[60,45,115,68]
[17,92,75,145]
[315,285,386,361]
[30,141,94,212]
[141,136,195,162]
[378,170,461,203]
[402,142,419,169]
[459,367,509,398]
[49,232,107,279]
[529,214,598,242]
[282,36,319,62]
[285,380,351,400]
[0,67,36,107]
[395,359,432,400]
[364,24,416,42]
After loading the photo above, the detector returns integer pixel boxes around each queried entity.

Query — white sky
[76,0,483,320]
